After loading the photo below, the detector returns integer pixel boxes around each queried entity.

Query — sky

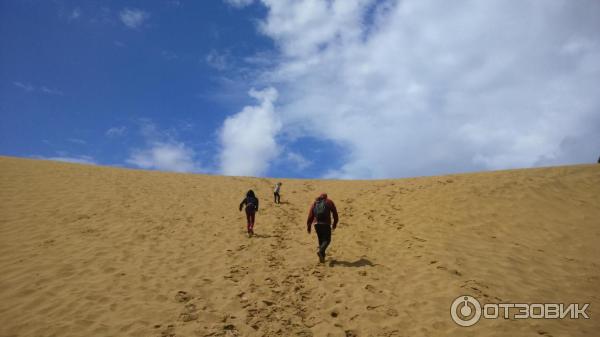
[1,0,599,179]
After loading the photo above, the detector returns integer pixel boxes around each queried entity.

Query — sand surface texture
[1,156,599,337]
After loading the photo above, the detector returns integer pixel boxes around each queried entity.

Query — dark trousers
[245,208,255,232]
[274,192,280,204]
[315,223,332,256]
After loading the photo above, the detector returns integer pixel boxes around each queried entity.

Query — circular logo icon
[451,295,482,327]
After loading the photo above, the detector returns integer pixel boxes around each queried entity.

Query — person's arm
[330,200,339,229]
[239,198,246,211]
[306,202,315,233]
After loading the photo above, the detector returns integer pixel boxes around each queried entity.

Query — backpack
[246,196,258,211]
[313,199,329,222]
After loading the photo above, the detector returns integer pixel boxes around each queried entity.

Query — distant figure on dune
[274,182,282,204]
[306,193,339,263]
[597,155,600,163]
[239,190,259,238]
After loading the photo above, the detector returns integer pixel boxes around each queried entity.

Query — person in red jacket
[306,193,339,263]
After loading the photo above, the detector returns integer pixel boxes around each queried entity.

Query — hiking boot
[317,251,325,263]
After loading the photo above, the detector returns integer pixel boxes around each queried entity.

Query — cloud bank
[222,0,600,178]
[219,87,281,176]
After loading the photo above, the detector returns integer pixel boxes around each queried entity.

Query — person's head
[317,192,327,200]
[278,182,282,186]
[247,190,255,198]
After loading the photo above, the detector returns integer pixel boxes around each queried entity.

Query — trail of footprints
[242,203,315,335]
[241,269,313,336]
[155,182,492,336]
[218,196,316,336]
[153,290,200,337]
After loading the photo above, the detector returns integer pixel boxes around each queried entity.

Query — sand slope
[0,156,599,337]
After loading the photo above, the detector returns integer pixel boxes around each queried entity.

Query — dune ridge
[0,156,599,337]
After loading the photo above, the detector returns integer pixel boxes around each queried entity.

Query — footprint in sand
[179,303,198,322]
[345,330,358,337]
[385,307,399,317]
[311,269,325,281]
[40,239,56,247]
[436,265,462,276]
[460,280,501,301]
[296,330,313,337]
[223,324,237,332]
[158,324,175,337]
[174,291,192,303]
[223,266,248,283]
[365,284,381,293]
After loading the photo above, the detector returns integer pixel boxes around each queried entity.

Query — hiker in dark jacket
[306,193,339,263]
[239,190,259,237]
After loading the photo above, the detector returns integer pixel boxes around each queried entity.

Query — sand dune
[0,156,599,337]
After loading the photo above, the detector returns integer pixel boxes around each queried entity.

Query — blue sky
[1,1,599,179]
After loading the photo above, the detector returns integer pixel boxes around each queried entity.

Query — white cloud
[39,155,96,165]
[13,82,34,92]
[67,138,86,145]
[125,122,201,173]
[205,49,229,70]
[106,126,127,138]
[235,0,600,178]
[119,8,150,29]
[69,8,81,20]
[243,50,278,67]
[13,82,64,95]
[127,142,199,173]
[286,152,311,170]
[41,86,63,96]
[224,0,254,8]
[218,87,281,176]
[161,50,178,60]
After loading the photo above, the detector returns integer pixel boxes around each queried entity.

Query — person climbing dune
[306,193,339,263]
[239,190,259,237]
[274,182,282,204]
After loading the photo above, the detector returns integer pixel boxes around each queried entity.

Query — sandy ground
[0,156,599,337]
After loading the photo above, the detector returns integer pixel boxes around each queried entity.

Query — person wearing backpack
[306,193,339,263]
[274,182,282,204]
[239,190,259,237]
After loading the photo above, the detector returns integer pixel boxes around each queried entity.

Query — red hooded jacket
[306,193,339,229]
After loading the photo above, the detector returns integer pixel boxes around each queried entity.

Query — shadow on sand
[328,257,375,268]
